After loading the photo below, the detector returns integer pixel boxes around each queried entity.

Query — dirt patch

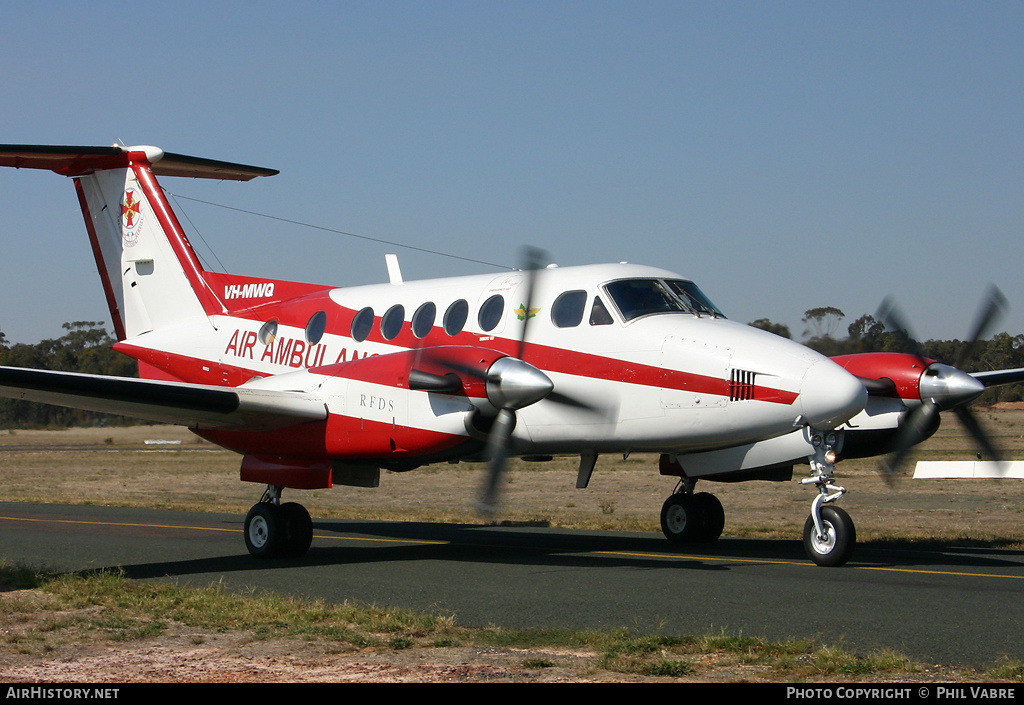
[0,628,603,683]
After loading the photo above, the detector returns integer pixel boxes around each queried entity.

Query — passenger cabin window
[305,311,327,344]
[604,278,725,322]
[551,290,587,328]
[412,302,436,339]
[381,304,405,340]
[589,296,614,325]
[351,307,374,342]
[258,320,278,345]
[478,294,504,332]
[444,299,469,336]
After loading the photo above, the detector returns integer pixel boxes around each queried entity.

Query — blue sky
[0,2,1020,347]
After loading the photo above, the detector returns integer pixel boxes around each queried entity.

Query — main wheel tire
[691,492,725,543]
[803,505,856,567]
[244,503,283,559]
[279,502,313,557]
[661,493,697,542]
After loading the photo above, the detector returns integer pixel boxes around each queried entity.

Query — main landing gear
[660,481,726,544]
[244,485,313,559]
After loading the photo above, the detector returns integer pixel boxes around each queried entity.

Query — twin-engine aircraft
[0,144,1020,567]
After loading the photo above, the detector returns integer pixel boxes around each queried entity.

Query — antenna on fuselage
[385,254,404,285]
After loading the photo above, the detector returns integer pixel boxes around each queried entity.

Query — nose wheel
[802,505,855,567]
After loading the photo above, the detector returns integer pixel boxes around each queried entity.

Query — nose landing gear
[800,430,855,567]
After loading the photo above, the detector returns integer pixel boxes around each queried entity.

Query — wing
[0,367,327,430]
[971,368,1024,388]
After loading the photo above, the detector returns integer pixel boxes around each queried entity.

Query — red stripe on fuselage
[120,312,799,407]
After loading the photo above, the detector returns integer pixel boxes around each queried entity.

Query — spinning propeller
[409,247,607,513]
[876,286,1009,479]
[478,246,550,512]
[474,248,615,511]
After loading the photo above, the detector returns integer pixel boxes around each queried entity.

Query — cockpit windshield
[604,278,724,322]
[664,279,723,317]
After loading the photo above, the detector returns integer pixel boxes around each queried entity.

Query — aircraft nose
[798,358,868,430]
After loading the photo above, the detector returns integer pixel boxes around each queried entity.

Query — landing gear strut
[660,477,725,543]
[244,485,313,559]
[800,431,855,567]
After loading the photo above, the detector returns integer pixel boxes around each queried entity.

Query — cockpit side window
[551,290,587,328]
[589,296,614,325]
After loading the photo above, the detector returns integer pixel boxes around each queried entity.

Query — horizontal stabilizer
[0,144,278,180]
[0,367,326,430]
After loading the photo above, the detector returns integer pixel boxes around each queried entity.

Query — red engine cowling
[830,352,931,401]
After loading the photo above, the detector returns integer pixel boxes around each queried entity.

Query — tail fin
[0,145,278,340]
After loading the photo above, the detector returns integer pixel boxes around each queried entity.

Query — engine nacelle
[831,352,930,402]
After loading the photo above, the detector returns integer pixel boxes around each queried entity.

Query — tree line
[0,321,137,428]
[0,311,1022,429]
[750,307,1024,404]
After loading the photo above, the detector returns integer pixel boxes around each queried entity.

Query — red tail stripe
[128,158,226,316]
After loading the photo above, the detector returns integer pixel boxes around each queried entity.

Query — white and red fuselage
[0,145,915,493]
[121,261,867,480]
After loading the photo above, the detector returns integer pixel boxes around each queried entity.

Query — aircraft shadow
[104,518,1024,582]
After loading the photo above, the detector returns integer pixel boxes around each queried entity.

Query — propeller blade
[876,296,925,361]
[956,285,1007,369]
[477,408,516,513]
[408,369,463,393]
[858,376,897,397]
[515,246,546,360]
[953,406,1004,466]
[474,246,551,513]
[883,402,941,482]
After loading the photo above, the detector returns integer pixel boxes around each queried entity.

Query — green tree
[802,306,845,340]
[748,318,791,339]
[0,322,137,428]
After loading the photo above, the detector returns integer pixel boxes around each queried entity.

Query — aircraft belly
[676,429,813,478]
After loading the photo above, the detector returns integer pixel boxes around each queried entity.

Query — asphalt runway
[1,501,1022,668]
